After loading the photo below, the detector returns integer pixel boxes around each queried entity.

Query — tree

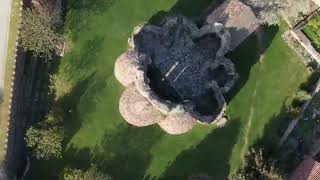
[296,90,312,102]
[63,165,112,180]
[229,148,283,180]
[49,74,72,100]
[25,126,64,160]
[20,8,62,59]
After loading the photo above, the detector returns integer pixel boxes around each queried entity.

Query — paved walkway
[0,0,12,103]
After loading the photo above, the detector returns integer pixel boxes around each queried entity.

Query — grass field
[0,0,22,165]
[27,0,308,179]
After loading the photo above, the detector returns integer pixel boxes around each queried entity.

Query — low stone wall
[290,29,320,64]
[282,31,315,67]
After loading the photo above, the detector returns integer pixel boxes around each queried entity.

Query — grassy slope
[0,0,22,165]
[28,0,308,179]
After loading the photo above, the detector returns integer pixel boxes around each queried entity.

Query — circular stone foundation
[115,15,239,134]
[119,84,165,127]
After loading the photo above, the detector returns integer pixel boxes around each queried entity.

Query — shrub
[50,74,72,100]
[25,126,64,160]
[20,8,62,59]
[63,164,112,180]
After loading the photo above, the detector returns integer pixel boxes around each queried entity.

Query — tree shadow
[63,0,115,41]
[300,69,320,93]
[25,72,108,179]
[25,39,108,179]
[142,119,241,180]
[61,124,164,180]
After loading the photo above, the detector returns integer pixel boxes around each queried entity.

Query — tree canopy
[230,148,283,180]
[63,165,112,180]
[20,8,62,59]
[25,126,64,160]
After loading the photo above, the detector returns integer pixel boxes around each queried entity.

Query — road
[0,0,12,103]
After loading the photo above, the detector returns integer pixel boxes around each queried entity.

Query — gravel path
[0,0,12,103]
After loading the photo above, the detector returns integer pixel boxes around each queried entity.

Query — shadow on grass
[148,0,224,25]
[63,124,164,180]
[148,119,241,180]
[237,102,306,178]
[226,25,279,102]
[25,71,109,179]
[64,0,115,41]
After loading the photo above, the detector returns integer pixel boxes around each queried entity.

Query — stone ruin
[114,15,239,134]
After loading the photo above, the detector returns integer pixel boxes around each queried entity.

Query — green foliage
[25,126,64,160]
[63,165,112,180]
[230,148,284,180]
[304,16,320,50]
[309,17,320,29]
[20,8,62,59]
[45,107,64,126]
[50,74,72,100]
[296,90,312,102]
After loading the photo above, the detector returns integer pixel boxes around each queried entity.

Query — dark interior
[147,64,182,103]
[209,65,233,87]
[193,89,219,116]
[193,33,221,56]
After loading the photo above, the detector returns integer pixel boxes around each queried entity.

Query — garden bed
[303,13,320,53]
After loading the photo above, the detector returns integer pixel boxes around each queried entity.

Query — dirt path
[240,31,265,160]
[241,94,255,161]
[0,0,12,103]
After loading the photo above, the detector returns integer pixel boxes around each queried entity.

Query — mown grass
[27,0,308,179]
[0,0,22,165]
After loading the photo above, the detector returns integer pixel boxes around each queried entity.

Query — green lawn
[27,0,308,179]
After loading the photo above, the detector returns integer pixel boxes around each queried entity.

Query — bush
[20,8,62,59]
[50,74,72,100]
[63,164,112,180]
[229,148,284,180]
[25,126,64,160]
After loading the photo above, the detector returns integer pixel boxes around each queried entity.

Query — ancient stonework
[115,15,239,134]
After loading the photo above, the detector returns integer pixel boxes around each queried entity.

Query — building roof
[290,157,320,180]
